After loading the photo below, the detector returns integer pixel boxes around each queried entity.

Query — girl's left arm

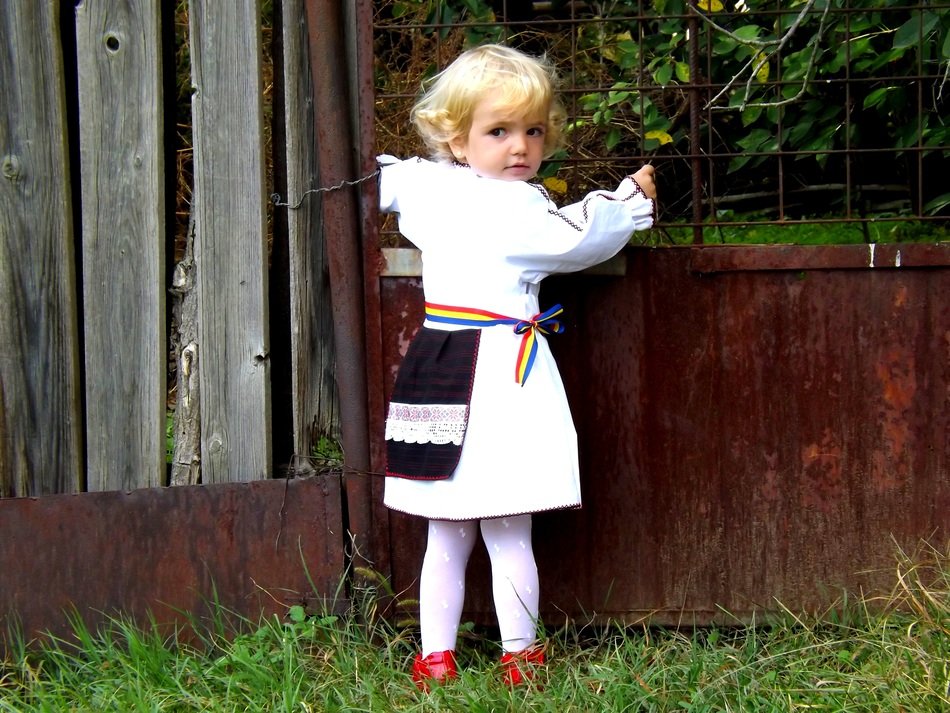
[509,174,655,276]
[557,171,656,234]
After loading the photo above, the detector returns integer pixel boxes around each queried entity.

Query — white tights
[419,515,539,656]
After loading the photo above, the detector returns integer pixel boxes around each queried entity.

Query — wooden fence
[0,0,340,496]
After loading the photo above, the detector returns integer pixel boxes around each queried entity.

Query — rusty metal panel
[375,246,949,623]
[0,476,344,648]
[688,243,950,273]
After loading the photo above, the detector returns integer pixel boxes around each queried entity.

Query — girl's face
[449,89,548,181]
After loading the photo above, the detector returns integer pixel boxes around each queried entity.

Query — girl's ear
[448,134,467,161]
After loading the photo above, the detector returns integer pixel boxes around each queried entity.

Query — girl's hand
[629,165,657,199]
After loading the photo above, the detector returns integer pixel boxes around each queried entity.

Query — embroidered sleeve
[505,177,656,278]
[555,177,655,233]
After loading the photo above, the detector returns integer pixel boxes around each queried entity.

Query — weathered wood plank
[189,0,271,481]
[0,0,83,496]
[281,0,340,466]
[76,0,166,491]
[169,215,201,486]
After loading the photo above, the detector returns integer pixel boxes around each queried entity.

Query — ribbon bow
[424,302,567,385]
[512,305,565,385]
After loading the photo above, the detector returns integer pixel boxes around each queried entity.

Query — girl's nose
[510,132,527,154]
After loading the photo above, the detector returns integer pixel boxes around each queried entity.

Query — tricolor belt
[424,302,565,385]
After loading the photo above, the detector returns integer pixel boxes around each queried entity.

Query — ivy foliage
[375,0,950,219]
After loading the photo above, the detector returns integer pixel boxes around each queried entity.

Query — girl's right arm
[376,155,403,214]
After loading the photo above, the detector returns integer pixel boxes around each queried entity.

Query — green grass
[2,544,947,712]
[655,219,949,246]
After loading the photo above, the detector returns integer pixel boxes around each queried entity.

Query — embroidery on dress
[386,403,469,445]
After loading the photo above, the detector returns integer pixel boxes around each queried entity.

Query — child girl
[377,43,656,688]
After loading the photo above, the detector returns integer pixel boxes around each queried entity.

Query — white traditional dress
[379,155,654,521]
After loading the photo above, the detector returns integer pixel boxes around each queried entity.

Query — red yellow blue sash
[424,302,565,385]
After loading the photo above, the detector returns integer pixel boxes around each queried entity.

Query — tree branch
[698,0,832,112]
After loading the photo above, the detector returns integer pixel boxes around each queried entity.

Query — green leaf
[786,120,811,149]
[619,52,640,70]
[863,86,893,110]
[741,105,763,127]
[895,120,920,149]
[618,39,639,55]
[654,62,674,86]
[848,14,873,35]
[605,127,622,151]
[579,93,602,111]
[942,29,950,59]
[607,90,631,106]
[642,105,664,128]
[736,127,772,151]
[893,11,939,50]
[856,47,903,73]
[714,35,738,54]
[675,61,690,83]
[782,47,811,81]
[923,192,950,214]
[440,3,455,25]
[827,37,873,74]
[727,154,749,173]
[733,24,763,43]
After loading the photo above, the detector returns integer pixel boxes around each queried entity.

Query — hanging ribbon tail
[514,329,538,385]
[513,304,566,385]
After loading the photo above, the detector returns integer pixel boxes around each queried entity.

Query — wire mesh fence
[372,0,950,244]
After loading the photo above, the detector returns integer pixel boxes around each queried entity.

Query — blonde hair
[410,44,566,164]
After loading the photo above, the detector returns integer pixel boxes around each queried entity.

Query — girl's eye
[489,128,506,137]
[528,127,545,137]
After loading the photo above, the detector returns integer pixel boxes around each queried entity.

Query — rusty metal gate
[360,0,950,625]
[370,244,949,625]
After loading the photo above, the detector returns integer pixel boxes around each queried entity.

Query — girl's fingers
[630,165,657,198]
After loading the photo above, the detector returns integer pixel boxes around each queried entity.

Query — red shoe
[411,650,458,691]
[500,646,546,687]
